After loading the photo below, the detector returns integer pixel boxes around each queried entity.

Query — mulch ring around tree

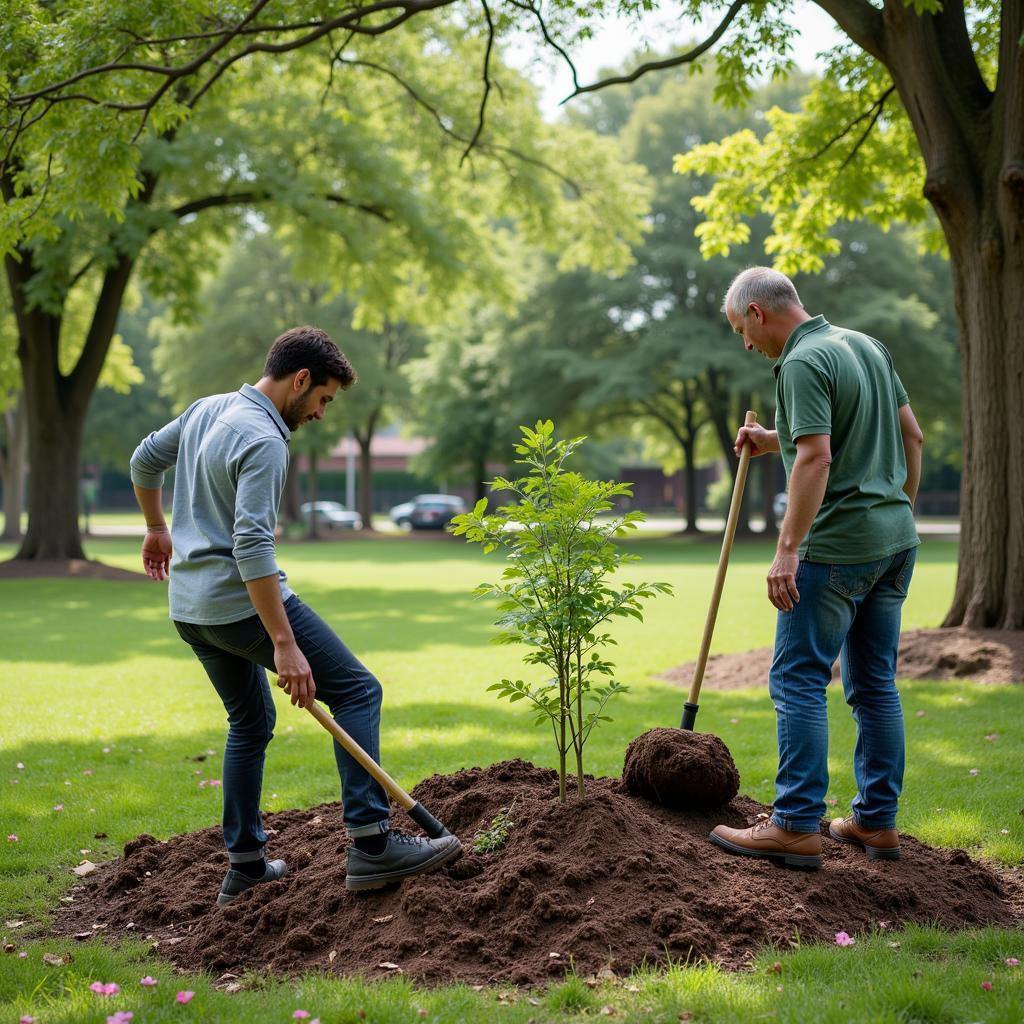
[661,628,1024,691]
[52,759,1023,987]
[0,558,146,582]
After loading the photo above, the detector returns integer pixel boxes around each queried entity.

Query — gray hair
[721,267,803,318]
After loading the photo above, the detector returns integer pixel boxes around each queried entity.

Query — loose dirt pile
[661,627,1024,690]
[622,729,739,810]
[53,760,1020,986]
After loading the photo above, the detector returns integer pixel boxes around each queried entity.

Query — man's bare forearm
[244,574,296,646]
[777,449,830,554]
[133,484,168,530]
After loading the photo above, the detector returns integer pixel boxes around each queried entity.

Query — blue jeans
[768,546,916,834]
[174,595,391,863]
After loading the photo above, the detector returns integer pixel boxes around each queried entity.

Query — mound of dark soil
[53,760,1019,986]
[623,729,739,810]
[662,628,1024,690]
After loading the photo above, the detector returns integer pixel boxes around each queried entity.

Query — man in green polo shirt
[708,267,924,869]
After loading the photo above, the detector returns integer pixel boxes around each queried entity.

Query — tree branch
[169,190,392,223]
[332,55,583,196]
[460,0,495,166]
[812,0,886,64]
[506,0,580,94]
[796,85,894,168]
[563,0,748,102]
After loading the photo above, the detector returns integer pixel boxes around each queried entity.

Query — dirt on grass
[0,558,146,582]
[52,759,1022,986]
[661,628,1024,691]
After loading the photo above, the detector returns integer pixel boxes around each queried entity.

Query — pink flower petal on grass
[20,1015,35,1023]
[293,1012,311,1020]
[7,834,18,842]
[107,1013,134,1024]
[981,980,993,991]
[18,951,27,959]
[209,779,221,787]
[54,804,64,811]
[90,982,120,996]
[140,975,158,986]
[1006,958,1020,966]
[834,932,855,946]
[176,990,195,1004]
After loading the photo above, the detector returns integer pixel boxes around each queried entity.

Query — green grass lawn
[2,535,1022,1022]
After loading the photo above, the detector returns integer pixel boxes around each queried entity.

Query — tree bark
[939,226,1024,628]
[1,396,27,541]
[871,0,1024,628]
[355,429,375,530]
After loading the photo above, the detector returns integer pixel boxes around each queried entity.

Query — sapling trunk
[575,646,585,798]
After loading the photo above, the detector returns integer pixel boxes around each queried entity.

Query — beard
[282,394,314,431]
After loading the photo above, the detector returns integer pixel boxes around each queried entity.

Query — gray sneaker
[217,859,289,905]
[345,830,462,891]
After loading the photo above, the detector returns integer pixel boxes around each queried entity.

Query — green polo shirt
[773,315,919,563]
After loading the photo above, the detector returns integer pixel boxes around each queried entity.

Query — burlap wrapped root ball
[623,727,740,811]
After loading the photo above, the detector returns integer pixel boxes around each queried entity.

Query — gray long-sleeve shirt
[130,384,293,624]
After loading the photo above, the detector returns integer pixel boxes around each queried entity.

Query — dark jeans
[174,595,390,863]
[768,546,916,833]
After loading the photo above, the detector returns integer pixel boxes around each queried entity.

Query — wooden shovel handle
[687,410,758,707]
[305,702,416,812]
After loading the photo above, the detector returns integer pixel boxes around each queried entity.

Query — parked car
[299,500,362,531]
[389,494,466,531]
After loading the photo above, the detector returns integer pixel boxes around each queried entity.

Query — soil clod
[622,728,740,810]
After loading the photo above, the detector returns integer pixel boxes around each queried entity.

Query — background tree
[155,231,425,528]
[647,0,1022,628]
[1,9,649,562]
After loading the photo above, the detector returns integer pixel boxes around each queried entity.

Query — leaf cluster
[451,420,671,796]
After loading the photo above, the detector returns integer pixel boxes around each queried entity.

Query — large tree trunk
[940,229,1024,628]
[872,0,1024,628]
[1,396,27,541]
[3,165,143,563]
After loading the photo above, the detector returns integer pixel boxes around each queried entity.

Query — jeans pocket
[210,616,269,655]
[893,547,916,597]
[827,561,882,598]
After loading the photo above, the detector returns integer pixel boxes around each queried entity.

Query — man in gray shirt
[131,326,461,904]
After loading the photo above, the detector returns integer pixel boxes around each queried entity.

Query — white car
[299,501,362,531]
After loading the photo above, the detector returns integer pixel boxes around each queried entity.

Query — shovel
[680,409,758,730]
[305,703,454,838]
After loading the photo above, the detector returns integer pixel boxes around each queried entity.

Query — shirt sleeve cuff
[235,553,280,582]
[790,424,832,439]
[130,466,165,488]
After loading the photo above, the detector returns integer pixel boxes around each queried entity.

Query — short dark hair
[263,326,356,389]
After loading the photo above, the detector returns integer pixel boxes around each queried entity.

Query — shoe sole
[829,824,901,860]
[345,839,463,891]
[709,831,822,869]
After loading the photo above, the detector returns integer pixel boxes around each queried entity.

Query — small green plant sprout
[450,420,672,801]
[472,801,517,854]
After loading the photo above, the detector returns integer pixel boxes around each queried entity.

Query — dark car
[390,494,466,531]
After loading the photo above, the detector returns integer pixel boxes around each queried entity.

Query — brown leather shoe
[829,816,901,860]
[710,816,822,868]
